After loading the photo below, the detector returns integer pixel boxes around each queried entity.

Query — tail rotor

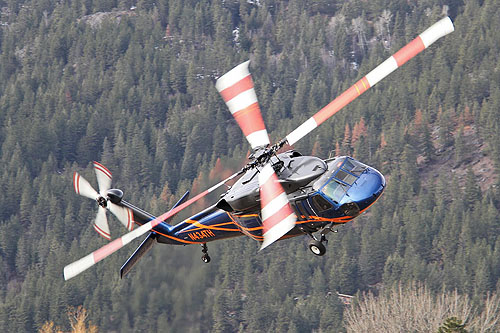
[73,162,134,240]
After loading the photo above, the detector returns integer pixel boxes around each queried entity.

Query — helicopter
[63,16,454,281]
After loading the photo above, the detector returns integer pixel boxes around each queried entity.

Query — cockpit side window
[311,194,333,212]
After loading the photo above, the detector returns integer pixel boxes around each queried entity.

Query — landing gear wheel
[202,254,211,263]
[201,243,210,263]
[309,240,326,256]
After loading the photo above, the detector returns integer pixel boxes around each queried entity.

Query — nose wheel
[201,243,211,263]
[302,223,338,256]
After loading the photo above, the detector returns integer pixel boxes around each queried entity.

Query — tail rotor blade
[73,172,99,200]
[258,164,296,250]
[93,161,112,195]
[285,17,455,146]
[216,61,270,150]
[109,203,134,231]
[94,207,111,240]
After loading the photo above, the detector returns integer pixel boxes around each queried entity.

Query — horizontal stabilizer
[119,190,191,278]
[120,232,156,278]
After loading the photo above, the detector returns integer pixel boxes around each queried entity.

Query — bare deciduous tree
[351,17,367,56]
[345,283,500,332]
[374,10,392,49]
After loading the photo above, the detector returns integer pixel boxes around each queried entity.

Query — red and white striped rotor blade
[258,163,296,250]
[109,203,134,231]
[93,161,112,196]
[216,60,270,150]
[286,16,454,146]
[64,170,241,280]
[73,172,99,200]
[94,206,111,240]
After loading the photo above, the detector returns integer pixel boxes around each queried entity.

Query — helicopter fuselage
[137,151,385,246]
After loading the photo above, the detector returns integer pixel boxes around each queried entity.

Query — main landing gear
[309,239,326,256]
[302,223,338,256]
[201,243,211,263]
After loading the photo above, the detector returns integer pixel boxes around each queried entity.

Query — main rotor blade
[258,164,296,250]
[73,172,99,200]
[216,60,270,150]
[64,171,242,280]
[94,161,112,195]
[94,206,111,240]
[285,16,454,146]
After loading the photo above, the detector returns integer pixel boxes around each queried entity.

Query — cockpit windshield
[322,180,348,204]
[313,157,367,204]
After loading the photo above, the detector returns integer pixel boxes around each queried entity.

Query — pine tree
[463,167,481,211]
[437,317,468,333]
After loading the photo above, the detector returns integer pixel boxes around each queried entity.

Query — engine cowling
[217,151,327,214]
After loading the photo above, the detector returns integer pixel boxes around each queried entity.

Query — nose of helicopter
[344,167,385,211]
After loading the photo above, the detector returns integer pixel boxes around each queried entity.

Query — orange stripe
[233,103,267,137]
[240,232,263,241]
[219,75,253,102]
[232,216,335,232]
[152,230,205,244]
[250,235,264,240]
[227,213,252,234]
[228,213,263,232]
[239,225,263,232]
[237,214,259,218]
[187,222,238,232]
[228,203,387,236]
[183,226,239,233]
[393,36,425,67]
[179,221,240,233]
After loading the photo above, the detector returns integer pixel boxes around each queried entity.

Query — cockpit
[312,156,368,205]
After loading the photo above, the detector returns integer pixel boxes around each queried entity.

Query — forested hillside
[0,0,499,331]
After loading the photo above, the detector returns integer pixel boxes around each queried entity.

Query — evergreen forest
[0,0,500,331]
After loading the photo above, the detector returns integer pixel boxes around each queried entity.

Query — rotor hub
[97,196,107,208]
